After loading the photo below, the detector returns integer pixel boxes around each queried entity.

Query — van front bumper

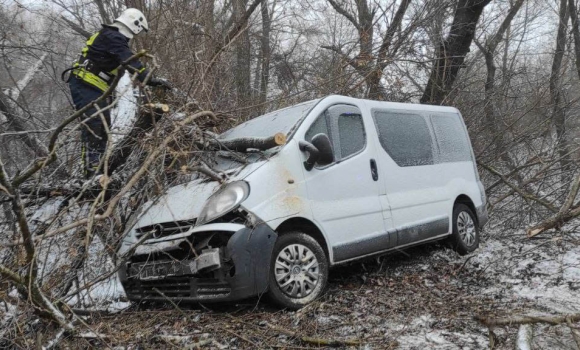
[119,223,277,303]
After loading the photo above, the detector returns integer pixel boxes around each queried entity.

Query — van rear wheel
[268,232,328,309]
[448,204,479,255]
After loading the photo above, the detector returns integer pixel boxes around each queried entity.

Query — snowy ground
[52,226,580,349]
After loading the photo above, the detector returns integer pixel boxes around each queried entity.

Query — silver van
[118,95,488,309]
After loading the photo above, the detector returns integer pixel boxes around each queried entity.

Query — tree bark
[569,0,580,78]
[475,0,524,181]
[550,0,571,170]
[258,0,271,110]
[233,0,252,106]
[94,0,111,24]
[479,0,524,128]
[0,53,49,157]
[421,0,492,105]
[325,0,413,100]
[60,16,91,39]
[204,132,286,152]
[0,95,48,158]
[368,0,412,100]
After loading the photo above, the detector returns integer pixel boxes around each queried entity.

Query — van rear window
[430,113,472,163]
[373,111,434,167]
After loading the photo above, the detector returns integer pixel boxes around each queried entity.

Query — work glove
[148,77,173,90]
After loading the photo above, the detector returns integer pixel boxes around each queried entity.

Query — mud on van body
[118,95,488,309]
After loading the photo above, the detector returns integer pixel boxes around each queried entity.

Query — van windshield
[219,99,319,141]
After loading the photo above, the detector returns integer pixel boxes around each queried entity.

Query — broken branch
[209,132,286,152]
[265,321,361,347]
[181,163,224,183]
[476,313,580,327]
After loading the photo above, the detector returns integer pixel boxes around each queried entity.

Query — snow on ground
[470,230,580,315]
[54,226,580,349]
[4,204,579,348]
[64,235,127,311]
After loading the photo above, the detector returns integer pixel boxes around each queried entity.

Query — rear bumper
[119,223,277,303]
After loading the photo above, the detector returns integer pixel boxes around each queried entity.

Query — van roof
[319,95,460,114]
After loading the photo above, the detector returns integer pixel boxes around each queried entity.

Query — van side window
[305,105,365,163]
[430,113,472,163]
[305,112,330,143]
[333,106,365,159]
[373,111,434,167]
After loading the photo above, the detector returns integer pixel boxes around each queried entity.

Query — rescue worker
[66,8,172,178]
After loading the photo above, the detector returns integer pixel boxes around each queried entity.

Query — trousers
[68,76,111,178]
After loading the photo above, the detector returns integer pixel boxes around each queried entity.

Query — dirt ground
[56,228,580,349]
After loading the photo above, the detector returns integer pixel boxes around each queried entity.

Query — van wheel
[268,232,328,310]
[448,204,479,255]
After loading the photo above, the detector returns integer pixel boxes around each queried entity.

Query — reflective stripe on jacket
[72,25,149,92]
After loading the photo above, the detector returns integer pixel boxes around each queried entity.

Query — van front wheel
[268,232,328,309]
[448,204,479,255]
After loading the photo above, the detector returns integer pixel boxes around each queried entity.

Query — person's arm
[108,34,172,89]
[107,34,150,82]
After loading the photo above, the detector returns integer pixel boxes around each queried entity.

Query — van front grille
[135,219,195,239]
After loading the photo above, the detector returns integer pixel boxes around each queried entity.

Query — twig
[153,288,187,317]
[567,317,580,350]
[264,321,361,347]
[181,163,224,183]
[479,162,558,213]
[476,313,580,326]
[7,111,215,246]
[12,51,148,187]
[41,328,66,350]
[221,328,259,348]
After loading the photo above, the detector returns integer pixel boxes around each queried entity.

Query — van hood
[133,160,266,229]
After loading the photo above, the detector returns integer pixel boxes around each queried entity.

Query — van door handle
[370,159,378,181]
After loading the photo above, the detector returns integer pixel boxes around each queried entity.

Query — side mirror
[299,133,334,171]
[311,133,334,166]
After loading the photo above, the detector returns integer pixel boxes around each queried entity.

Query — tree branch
[326,0,360,29]
[486,0,525,53]
[476,313,580,327]
[60,15,91,39]
[377,0,411,68]
[11,51,148,187]
[479,162,559,213]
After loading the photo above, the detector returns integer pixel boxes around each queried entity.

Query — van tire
[268,232,328,309]
[448,204,479,255]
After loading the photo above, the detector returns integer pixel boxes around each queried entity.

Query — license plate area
[129,248,222,281]
[131,260,191,281]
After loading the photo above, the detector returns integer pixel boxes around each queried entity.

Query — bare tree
[421,0,492,105]
[550,0,571,171]
[322,0,413,100]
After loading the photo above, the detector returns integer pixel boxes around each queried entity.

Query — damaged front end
[118,166,280,303]
[119,218,277,302]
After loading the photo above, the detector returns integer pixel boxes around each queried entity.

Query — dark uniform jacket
[72,24,149,91]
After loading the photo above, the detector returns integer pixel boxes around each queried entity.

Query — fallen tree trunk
[209,132,286,152]
[478,313,580,350]
[527,173,580,237]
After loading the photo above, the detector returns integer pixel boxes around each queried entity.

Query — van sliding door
[372,110,450,247]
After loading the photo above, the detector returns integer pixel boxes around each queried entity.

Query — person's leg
[68,77,111,178]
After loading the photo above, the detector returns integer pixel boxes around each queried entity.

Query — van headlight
[197,181,250,225]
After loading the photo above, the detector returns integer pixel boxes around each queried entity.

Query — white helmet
[114,8,148,35]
